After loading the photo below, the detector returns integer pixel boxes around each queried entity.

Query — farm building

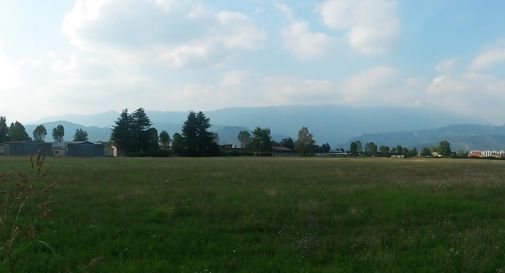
[51,141,106,157]
[66,141,105,157]
[272,146,295,156]
[2,141,52,156]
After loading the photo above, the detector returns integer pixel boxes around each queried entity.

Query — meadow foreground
[1,156,505,272]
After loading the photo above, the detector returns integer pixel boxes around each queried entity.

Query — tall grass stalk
[0,152,57,273]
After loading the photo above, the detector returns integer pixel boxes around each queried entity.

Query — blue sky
[0,0,504,123]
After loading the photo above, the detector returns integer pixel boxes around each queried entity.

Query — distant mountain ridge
[350,124,505,151]
[32,105,484,146]
[25,121,112,143]
[25,121,250,146]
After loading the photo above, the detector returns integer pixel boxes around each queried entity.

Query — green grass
[2,156,505,272]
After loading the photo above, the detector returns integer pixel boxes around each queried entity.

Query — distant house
[468,151,483,158]
[3,141,52,156]
[272,146,294,156]
[468,150,505,159]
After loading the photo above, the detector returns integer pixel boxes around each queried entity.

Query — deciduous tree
[33,125,47,142]
[350,141,358,156]
[364,142,378,156]
[279,137,295,150]
[437,140,452,156]
[421,147,431,156]
[73,129,88,142]
[159,130,170,148]
[295,127,316,155]
[250,127,272,154]
[379,145,390,157]
[237,130,251,148]
[52,124,65,142]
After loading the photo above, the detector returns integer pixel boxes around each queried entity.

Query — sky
[0,0,505,124]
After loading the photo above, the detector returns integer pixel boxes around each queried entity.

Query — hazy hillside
[33,105,483,146]
[25,121,112,142]
[152,122,251,146]
[350,124,505,151]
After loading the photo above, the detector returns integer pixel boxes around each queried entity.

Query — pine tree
[0,116,10,143]
[111,109,133,153]
[111,108,158,155]
[181,111,217,156]
[9,121,30,141]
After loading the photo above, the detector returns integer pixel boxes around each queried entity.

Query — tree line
[1,111,460,158]
[0,116,89,143]
[235,126,331,155]
[109,109,333,157]
[348,140,454,157]
[110,108,219,156]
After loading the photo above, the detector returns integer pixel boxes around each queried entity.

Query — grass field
[2,156,505,272]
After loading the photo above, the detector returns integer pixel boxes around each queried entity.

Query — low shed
[3,142,52,156]
[66,141,105,157]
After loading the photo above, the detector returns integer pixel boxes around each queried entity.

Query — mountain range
[350,124,505,151]
[31,105,486,146]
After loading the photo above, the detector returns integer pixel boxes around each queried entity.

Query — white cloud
[262,76,335,104]
[176,66,423,109]
[435,58,459,73]
[61,0,110,49]
[216,11,266,50]
[470,46,505,71]
[319,0,400,54]
[0,41,20,91]
[426,75,470,95]
[275,2,294,21]
[342,66,420,105]
[218,70,251,88]
[276,3,334,59]
[152,0,178,13]
[281,21,333,59]
[425,72,505,123]
[61,0,265,68]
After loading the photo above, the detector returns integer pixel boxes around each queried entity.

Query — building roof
[4,141,51,145]
[272,146,293,152]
